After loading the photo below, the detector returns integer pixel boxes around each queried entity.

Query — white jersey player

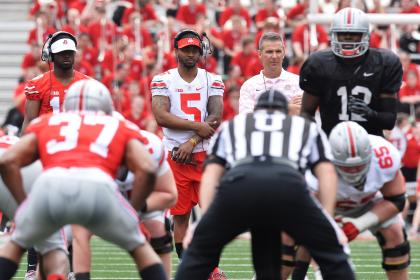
[151,67,224,152]
[306,121,409,280]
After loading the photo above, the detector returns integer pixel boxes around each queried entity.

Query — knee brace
[376,230,410,271]
[151,232,173,254]
[282,245,297,267]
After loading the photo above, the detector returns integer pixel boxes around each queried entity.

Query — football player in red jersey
[22,31,90,133]
[0,80,167,280]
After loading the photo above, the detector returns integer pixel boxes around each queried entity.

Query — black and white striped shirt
[208,110,333,171]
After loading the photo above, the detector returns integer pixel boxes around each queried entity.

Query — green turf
[11,237,420,279]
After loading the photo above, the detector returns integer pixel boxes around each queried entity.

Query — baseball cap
[177,37,201,49]
[50,38,77,54]
[254,88,288,113]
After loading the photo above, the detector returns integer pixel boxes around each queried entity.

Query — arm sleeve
[381,51,403,94]
[24,79,41,101]
[150,74,169,97]
[370,96,397,130]
[209,74,225,97]
[299,56,322,96]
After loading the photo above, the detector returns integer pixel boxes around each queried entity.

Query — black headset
[173,29,206,56]
[41,31,77,62]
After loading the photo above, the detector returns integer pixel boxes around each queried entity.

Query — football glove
[341,218,360,242]
[349,96,378,120]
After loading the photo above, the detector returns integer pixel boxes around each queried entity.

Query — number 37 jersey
[25,112,144,179]
[307,135,401,210]
[151,68,224,152]
[299,49,402,136]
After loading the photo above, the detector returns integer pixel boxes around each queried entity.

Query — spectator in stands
[176,0,206,28]
[230,36,259,79]
[219,0,251,29]
[291,22,329,62]
[400,0,420,13]
[122,11,154,51]
[87,3,119,49]
[124,95,157,132]
[74,49,94,77]
[28,0,65,27]
[286,0,310,28]
[337,0,368,12]
[399,69,420,111]
[100,35,129,78]
[27,10,56,46]
[20,43,42,76]
[75,33,97,75]
[223,64,244,95]
[61,8,88,37]
[370,25,398,50]
[121,0,159,28]
[221,15,249,74]
[399,26,420,64]
[222,86,240,120]
[255,0,280,30]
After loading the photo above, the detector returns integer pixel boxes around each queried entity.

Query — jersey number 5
[180,93,201,122]
[337,86,372,121]
[374,146,393,169]
[46,114,119,158]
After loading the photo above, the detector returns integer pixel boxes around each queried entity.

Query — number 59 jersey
[25,112,144,179]
[306,135,401,210]
[299,49,402,136]
[151,68,224,152]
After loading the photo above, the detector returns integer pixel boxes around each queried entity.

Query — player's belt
[233,156,298,170]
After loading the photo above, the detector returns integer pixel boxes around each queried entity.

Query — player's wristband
[189,138,198,146]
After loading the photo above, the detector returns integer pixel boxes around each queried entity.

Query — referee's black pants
[175,162,355,280]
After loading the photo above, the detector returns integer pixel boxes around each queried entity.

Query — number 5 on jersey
[180,93,201,122]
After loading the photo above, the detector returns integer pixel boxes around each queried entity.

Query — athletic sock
[292,261,310,280]
[75,272,90,280]
[139,263,167,280]
[175,242,183,259]
[26,247,38,272]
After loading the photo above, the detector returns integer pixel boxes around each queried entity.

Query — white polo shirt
[239,69,302,114]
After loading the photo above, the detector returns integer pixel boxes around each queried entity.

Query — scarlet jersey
[307,135,401,211]
[151,68,224,152]
[25,112,144,178]
[24,70,90,116]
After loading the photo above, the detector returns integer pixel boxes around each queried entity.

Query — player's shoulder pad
[150,71,170,90]
[369,135,401,182]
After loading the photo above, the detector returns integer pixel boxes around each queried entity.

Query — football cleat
[24,270,36,280]
[208,267,227,280]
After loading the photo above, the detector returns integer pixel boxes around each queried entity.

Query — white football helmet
[329,121,372,185]
[330,8,370,58]
[64,79,114,115]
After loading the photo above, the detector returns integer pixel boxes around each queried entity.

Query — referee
[175,89,355,280]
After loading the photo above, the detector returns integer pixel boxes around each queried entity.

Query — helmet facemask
[331,32,370,58]
[334,154,371,186]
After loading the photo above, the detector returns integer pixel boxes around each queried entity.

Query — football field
[10,236,420,280]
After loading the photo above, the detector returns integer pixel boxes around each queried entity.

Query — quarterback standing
[151,29,224,277]
[22,31,90,132]
[300,8,402,136]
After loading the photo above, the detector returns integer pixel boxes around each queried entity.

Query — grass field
[9,236,420,280]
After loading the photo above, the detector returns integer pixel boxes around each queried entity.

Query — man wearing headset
[21,31,89,280]
[22,31,90,132]
[151,29,225,279]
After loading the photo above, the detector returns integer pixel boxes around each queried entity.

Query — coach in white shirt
[239,32,303,115]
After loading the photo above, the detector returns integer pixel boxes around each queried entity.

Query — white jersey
[151,68,224,152]
[307,135,401,211]
[118,130,170,193]
[239,70,302,114]
[388,126,407,158]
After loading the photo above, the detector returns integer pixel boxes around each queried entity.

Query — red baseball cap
[178,37,201,49]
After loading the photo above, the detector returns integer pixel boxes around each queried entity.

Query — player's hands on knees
[194,122,215,139]
[174,141,194,163]
[336,216,360,242]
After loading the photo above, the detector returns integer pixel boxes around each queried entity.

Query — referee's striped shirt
[207,110,333,172]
